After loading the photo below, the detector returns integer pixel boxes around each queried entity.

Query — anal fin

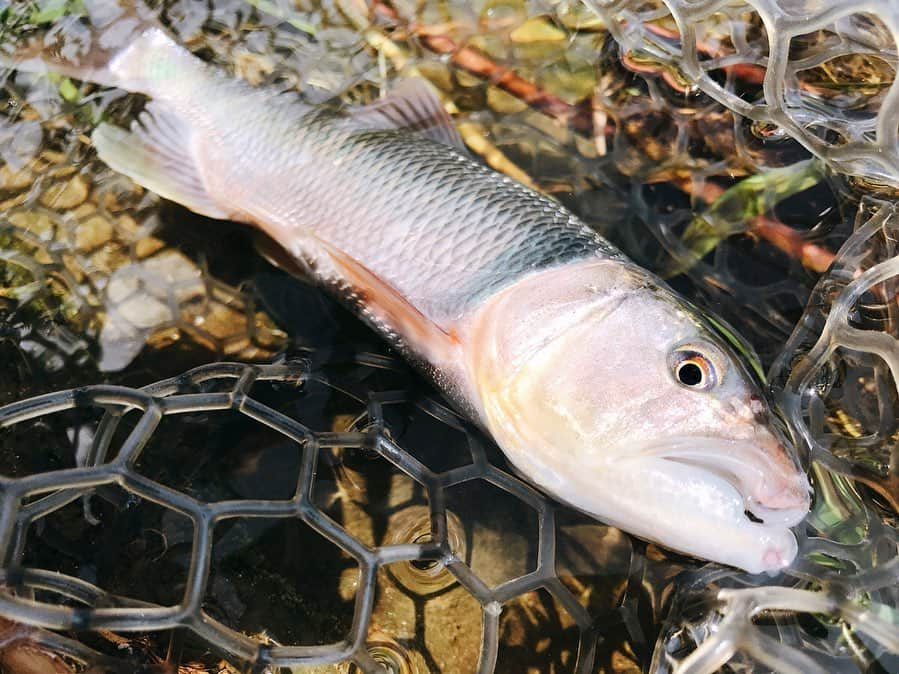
[91,101,229,220]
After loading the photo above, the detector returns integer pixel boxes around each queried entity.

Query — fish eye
[671,350,718,390]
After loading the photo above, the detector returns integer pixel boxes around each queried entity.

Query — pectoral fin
[324,244,460,367]
[253,233,315,279]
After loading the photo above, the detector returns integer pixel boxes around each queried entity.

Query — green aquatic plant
[0,0,85,38]
[243,0,315,36]
[0,2,87,107]
[668,158,825,277]
[55,74,79,101]
[29,0,86,24]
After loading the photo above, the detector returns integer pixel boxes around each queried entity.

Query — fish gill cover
[0,0,895,673]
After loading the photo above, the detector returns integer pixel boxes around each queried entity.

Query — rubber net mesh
[586,0,899,188]
[0,1,896,673]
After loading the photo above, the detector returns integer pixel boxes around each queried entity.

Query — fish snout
[743,437,811,526]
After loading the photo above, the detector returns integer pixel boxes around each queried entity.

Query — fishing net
[653,201,899,674]
[0,208,897,674]
[0,0,896,673]
[585,0,899,189]
[0,359,610,672]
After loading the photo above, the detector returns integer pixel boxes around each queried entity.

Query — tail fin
[0,1,196,95]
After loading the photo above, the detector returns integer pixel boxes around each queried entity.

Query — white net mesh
[586,0,899,188]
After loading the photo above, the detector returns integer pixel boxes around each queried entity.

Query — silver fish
[6,2,810,573]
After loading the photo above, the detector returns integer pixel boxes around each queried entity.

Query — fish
[3,1,811,574]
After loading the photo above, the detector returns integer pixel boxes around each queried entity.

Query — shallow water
[0,1,897,673]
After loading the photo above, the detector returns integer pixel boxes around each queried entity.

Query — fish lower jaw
[761,544,792,571]
[744,494,810,529]
[630,435,812,529]
[467,419,807,573]
[665,456,811,529]
[653,520,798,575]
[525,454,805,574]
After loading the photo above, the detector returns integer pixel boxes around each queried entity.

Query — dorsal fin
[351,78,466,151]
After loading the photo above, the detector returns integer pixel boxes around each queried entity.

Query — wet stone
[60,252,85,282]
[88,244,131,275]
[74,215,115,253]
[47,164,77,180]
[0,164,35,191]
[134,235,167,258]
[8,211,55,240]
[0,192,30,210]
[233,49,276,85]
[417,61,454,93]
[39,175,89,210]
[487,85,528,113]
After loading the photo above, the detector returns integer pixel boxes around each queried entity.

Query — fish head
[463,259,810,574]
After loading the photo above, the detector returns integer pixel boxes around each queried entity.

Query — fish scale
[5,1,813,573]
[221,111,620,326]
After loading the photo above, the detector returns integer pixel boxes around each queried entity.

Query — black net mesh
[0,0,896,673]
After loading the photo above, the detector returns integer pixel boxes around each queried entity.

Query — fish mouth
[635,436,811,528]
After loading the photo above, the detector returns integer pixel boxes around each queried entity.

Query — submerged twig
[359,0,836,276]
[750,216,837,274]
[339,0,538,187]
[244,0,316,35]
[673,175,837,274]
[368,0,599,136]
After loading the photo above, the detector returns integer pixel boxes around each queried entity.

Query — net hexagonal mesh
[0,0,896,673]
[0,359,603,672]
[586,0,899,188]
